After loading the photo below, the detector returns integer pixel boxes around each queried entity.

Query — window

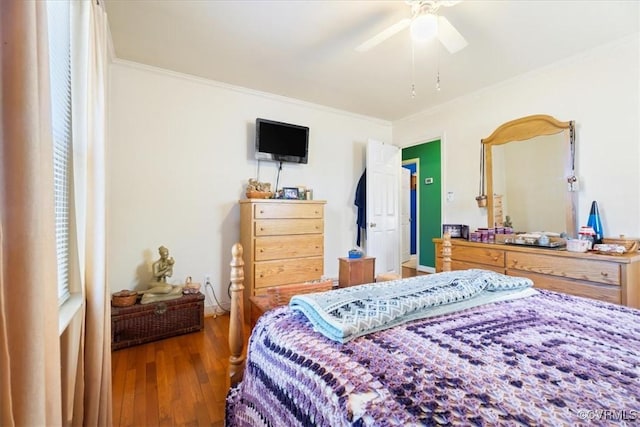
[47,0,72,306]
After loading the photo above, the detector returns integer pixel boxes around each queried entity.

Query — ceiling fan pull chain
[436,26,443,92]
[411,39,417,98]
[436,44,441,91]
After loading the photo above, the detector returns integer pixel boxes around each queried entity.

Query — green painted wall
[402,140,441,268]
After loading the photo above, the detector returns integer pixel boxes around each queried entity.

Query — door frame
[401,133,445,273]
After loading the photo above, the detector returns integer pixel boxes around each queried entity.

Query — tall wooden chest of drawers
[240,199,326,321]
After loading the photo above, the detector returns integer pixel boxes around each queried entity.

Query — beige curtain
[66,0,112,425]
[1,0,111,425]
[0,1,63,425]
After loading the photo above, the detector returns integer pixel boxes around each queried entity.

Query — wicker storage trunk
[111,293,205,350]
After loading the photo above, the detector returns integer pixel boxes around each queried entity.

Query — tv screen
[255,118,309,164]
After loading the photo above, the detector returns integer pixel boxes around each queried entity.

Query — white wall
[108,61,391,309]
[393,34,640,238]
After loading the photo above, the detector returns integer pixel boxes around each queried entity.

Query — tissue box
[566,239,590,253]
[348,249,363,259]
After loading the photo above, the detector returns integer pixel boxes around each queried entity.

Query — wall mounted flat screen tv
[255,118,309,164]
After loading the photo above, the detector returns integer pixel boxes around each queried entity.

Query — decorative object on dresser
[111,293,204,350]
[586,200,604,244]
[434,237,640,308]
[602,236,639,253]
[245,178,273,199]
[239,198,326,322]
[442,224,469,239]
[282,187,299,200]
[338,256,375,287]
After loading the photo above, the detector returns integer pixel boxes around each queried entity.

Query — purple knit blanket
[226,290,640,426]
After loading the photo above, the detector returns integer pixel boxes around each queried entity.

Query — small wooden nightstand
[338,256,375,287]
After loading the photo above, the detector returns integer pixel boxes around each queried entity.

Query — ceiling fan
[356,0,467,54]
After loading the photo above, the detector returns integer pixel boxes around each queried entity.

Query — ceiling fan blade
[355,18,411,52]
[437,15,467,53]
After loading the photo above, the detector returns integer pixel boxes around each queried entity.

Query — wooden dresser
[434,238,640,308]
[239,199,326,321]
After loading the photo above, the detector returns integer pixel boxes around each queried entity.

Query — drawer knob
[259,249,264,252]
[601,272,608,277]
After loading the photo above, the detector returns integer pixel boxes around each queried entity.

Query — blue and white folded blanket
[290,269,535,343]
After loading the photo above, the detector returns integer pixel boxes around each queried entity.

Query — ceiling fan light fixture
[410,13,438,41]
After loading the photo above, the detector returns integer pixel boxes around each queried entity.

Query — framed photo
[282,187,299,200]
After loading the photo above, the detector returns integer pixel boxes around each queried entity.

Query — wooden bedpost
[442,232,452,272]
[228,243,245,386]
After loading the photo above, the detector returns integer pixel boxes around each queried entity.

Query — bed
[225,235,640,426]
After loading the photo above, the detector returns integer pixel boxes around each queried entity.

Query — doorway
[402,161,417,258]
[401,139,442,273]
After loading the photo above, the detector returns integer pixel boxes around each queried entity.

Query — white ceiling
[105,0,639,121]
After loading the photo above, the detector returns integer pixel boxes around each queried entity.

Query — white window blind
[47,0,73,306]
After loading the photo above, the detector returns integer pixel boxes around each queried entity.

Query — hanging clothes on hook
[354,169,366,247]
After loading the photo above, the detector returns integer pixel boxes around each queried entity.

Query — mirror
[482,114,577,236]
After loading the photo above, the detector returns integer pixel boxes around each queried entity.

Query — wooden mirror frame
[481,114,577,235]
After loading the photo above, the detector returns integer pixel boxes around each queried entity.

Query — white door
[366,139,401,277]
[401,167,411,263]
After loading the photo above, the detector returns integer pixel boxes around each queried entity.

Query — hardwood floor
[112,314,246,427]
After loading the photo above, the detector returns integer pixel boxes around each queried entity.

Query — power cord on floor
[204,278,231,316]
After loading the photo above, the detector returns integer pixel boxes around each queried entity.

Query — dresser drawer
[254,257,323,289]
[506,252,620,286]
[451,245,505,268]
[254,203,323,219]
[255,219,324,236]
[509,270,621,304]
[255,235,323,261]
